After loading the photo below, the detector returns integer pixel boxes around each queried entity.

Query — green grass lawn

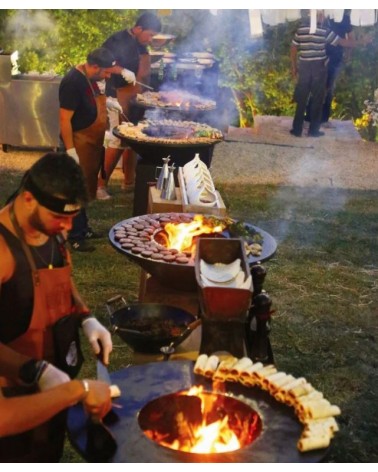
[1,163,377,462]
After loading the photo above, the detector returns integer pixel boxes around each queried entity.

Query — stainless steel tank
[0,53,61,151]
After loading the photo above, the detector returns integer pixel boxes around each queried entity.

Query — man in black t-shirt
[59,48,116,251]
[97,12,162,201]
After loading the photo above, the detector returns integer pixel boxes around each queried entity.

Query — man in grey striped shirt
[290,10,369,138]
[290,11,340,137]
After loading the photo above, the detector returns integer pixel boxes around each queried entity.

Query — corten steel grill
[66,361,329,463]
[108,213,277,292]
[112,126,222,216]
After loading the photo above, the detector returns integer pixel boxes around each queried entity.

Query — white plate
[200,259,241,283]
[201,271,245,288]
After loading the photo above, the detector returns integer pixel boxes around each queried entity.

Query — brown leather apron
[0,204,73,462]
[73,86,107,201]
[5,203,73,364]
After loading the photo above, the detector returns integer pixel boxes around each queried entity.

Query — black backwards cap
[87,47,116,68]
[23,172,81,215]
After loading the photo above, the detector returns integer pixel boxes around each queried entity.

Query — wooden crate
[178,167,227,216]
[147,185,183,214]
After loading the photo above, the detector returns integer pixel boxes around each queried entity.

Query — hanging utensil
[160,318,202,361]
[160,163,176,200]
[156,156,170,190]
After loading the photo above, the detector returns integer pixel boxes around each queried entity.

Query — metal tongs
[135,80,154,91]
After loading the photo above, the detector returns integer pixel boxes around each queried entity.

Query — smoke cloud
[5,10,55,44]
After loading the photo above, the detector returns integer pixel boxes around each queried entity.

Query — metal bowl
[110,303,196,353]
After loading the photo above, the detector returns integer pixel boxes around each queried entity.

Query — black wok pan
[106,296,197,354]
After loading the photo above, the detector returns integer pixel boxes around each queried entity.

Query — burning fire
[144,386,243,453]
[164,215,226,252]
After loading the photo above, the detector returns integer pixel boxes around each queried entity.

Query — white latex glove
[97,79,106,95]
[66,147,80,164]
[38,362,70,391]
[106,96,123,113]
[121,68,136,86]
[82,317,112,365]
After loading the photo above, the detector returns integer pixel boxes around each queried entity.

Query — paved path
[211,116,378,191]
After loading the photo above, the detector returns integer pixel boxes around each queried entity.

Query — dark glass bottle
[246,291,274,364]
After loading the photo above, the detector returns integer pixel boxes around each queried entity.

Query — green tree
[0,9,139,74]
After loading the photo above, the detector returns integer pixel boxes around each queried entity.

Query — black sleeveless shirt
[0,224,65,343]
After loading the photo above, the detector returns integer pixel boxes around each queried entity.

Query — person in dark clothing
[59,47,116,251]
[291,10,372,138]
[305,11,353,126]
[290,11,340,138]
[0,152,113,461]
[321,11,353,125]
[0,342,111,462]
[97,12,162,200]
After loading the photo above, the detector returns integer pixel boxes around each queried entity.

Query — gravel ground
[211,118,378,191]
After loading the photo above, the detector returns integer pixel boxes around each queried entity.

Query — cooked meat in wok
[121,318,187,338]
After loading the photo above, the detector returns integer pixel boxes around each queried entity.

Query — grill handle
[105,294,128,317]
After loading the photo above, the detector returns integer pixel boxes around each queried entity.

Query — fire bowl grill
[66,360,329,463]
[109,213,277,291]
[138,390,262,452]
[113,125,223,149]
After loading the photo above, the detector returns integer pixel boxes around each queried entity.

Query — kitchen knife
[96,358,112,386]
[96,348,120,425]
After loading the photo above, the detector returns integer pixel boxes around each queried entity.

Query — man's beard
[29,207,53,235]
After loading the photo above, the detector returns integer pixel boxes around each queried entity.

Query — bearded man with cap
[59,47,118,252]
[0,152,113,461]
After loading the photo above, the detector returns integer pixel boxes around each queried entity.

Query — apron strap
[9,202,40,286]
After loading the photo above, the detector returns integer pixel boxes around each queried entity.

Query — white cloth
[261,10,300,25]
[82,317,113,364]
[350,9,376,26]
[66,147,80,164]
[248,10,263,37]
[96,79,106,95]
[104,108,126,150]
[309,9,317,34]
[38,363,70,391]
[121,68,136,85]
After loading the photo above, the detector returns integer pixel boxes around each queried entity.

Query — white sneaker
[96,187,112,200]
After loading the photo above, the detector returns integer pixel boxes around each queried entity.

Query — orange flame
[167,386,240,453]
[190,416,240,453]
[164,215,225,252]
